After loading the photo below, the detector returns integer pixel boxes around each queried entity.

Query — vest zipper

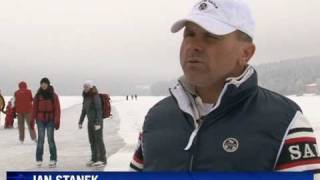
[189,155,194,171]
[188,118,204,171]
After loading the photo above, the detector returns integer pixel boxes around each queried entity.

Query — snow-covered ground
[288,95,320,133]
[0,95,319,178]
[0,96,125,179]
[103,96,165,171]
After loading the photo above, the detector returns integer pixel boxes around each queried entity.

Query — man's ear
[239,43,255,66]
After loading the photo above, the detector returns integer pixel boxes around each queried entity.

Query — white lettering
[314,144,320,157]
[33,176,52,180]
[53,175,99,180]
[70,175,75,180]
[54,175,98,180]
[289,145,302,160]
[62,175,70,180]
[303,144,316,158]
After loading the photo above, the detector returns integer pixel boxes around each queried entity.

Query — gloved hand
[78,123,82,129]
[94,125,101,131]
[54,120,60,130]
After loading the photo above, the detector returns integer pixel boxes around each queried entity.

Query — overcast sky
[0,0,320,93]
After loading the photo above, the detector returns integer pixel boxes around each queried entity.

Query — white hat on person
[83,80,94,89]
[171,0,255,39]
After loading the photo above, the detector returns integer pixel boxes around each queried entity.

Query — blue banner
[7,172,313,180]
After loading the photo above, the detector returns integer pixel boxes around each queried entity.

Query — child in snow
[4,98,15,129]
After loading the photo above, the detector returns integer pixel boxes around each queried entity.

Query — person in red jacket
[32,78,61,168]
[14,81,36,143]
[4,98,15,129]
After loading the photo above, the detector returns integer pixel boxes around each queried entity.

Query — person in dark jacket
[79,80,106,167]
[32,78,61,168]
[14,81,36,143]
[130,0,320,174]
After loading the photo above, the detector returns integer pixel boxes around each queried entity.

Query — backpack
[99,93,112,119]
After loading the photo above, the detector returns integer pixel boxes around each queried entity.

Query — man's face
[180,22,251,88]
[83,85,91,93]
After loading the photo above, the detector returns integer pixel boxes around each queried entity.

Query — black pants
[88,121,106,162]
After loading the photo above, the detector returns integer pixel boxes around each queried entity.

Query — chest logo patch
[223,138,239,153]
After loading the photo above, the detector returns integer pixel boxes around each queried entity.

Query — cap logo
[199,3,208,10]
[223,138,239,153]
[199,0,218,10]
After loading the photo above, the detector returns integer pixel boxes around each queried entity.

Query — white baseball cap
[171,0,255,39]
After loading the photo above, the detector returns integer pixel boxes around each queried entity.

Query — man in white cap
[79,80,107,167]
[130,0,320,173]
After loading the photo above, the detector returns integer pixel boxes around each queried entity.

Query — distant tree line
[150,56,320,96]
[256,56,320,95]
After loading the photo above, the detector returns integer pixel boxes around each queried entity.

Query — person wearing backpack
[32,78,61,168]
[79,80,106,167]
